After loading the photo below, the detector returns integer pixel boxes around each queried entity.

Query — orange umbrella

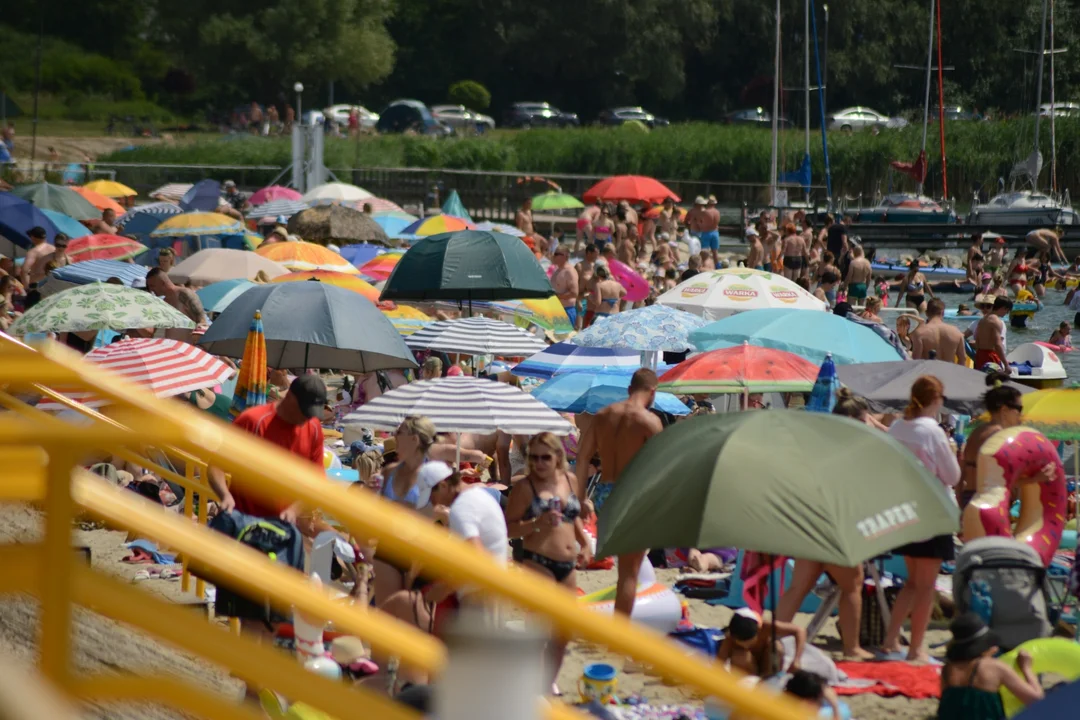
[255,241,359,273]
[71,187,125,214]
[270,271,378,303]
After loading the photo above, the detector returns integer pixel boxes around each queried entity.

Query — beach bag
[858,583,898,648]
[953,537,1052,650]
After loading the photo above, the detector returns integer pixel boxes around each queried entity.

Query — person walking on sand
[910,298,966,363]
[576,369,663,617]
[550,245,579,327]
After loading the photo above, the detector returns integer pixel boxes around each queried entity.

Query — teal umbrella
[531,192,585,212]
[39,209,91,239]
[596,411,959,565]
[11,183,99,221]
[380,230,554,302]
[441,190,474,223]
[196,279,260,314]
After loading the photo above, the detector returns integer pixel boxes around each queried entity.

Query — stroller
[954,537,1054,651]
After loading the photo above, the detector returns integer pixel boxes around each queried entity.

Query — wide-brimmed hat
[694,196,707,205]
[946,613,1001,662]
[974,294,994,306]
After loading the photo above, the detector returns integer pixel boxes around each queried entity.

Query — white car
[323,104,380,129]
[431,105,495,131]
[827,106,908,131]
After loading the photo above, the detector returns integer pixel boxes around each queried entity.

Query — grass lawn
[22,119,111,137]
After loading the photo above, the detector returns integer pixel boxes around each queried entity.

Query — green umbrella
[10,283,196,334]
[380,230,554,302]
[596,411,959,565]
[531,192,585,212]
[11,183,100,221]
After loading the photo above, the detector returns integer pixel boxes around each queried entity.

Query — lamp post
[294,82,304,126]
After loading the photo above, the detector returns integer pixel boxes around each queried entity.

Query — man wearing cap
[219,180,249,220]
[700,196,722,264]
[21,227,54,288]
[745,227,764,269]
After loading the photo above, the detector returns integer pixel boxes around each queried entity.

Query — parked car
[597,106,669,128]
[1038,102,1080,118]
[324,104,380,129]
[431,104,496,132]
[932,105,978,121]
[504,102,580,129]
[376,100,453,136]
[827,107,908,131]
[723,107,792,128]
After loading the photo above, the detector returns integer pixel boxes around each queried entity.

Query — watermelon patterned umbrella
[657,342,820,395]
[66,234,148,262]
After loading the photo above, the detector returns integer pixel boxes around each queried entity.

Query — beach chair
[710,550,823,614]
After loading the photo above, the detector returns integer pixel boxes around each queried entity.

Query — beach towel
[833,661,941,699]
[124,540,177,565]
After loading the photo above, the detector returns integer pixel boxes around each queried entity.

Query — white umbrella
[343,376,573,436]
[656,268,826,321]
[149,184,193,202]
[302,182,373,205]
[169,248,290,285]
[404,317,546,357]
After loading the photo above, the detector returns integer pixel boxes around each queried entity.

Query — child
[1049,321,1073,348]
[784,670,842,718]
[716,608,807,678]
[938,613,1043,719]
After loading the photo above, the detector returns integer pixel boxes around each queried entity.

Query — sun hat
[946,613,1001,662]
[268,225,288,241]
[694,196,707,206]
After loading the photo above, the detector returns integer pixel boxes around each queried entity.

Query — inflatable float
[581,558,682,634]
[1008,301,1040,328]
[1034,340,1075,353]
[962,426,1067,566]
[1007,343,1068,389]
[999,637,1080,716]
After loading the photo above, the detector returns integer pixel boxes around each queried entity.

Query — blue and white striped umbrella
[512,342,643,380]
[532,370,690,415]
[249,199,311,220]
[404,317,546,357]
[117,202,183,228]
[572,305,706,352]
[49,260,149,287]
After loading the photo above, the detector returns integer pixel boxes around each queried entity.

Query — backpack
[953,537,1052,650]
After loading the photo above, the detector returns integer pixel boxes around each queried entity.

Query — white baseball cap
[413,460,454,508]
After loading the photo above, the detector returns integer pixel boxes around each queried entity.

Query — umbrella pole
[456,434,461,468]
[770,554,779,675]
[304,344,309,372]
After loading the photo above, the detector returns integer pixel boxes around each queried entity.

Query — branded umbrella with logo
[657,268,826,320]
[595,411,960,565]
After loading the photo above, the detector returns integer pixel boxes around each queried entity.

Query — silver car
[323,104,380,129]
[827,106,907,131]
[431,104,496,131]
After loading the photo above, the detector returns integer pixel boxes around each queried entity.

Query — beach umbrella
[286,203,391,246]
[533,370,690,415]
[657,343,820,395]
[512,342,643,380]
[605,258,650,302]
[404,317,547,357]
[352,197,407,214]
[48,259,149,287]
[359,251,404,281]
[441,190,474,223]
[1009,385,1080,440]
[372,209,419,224]
[657,268,827,320]
[836,359,1033,416]
[370,215,413,238]
[302,182,373,205]
[149,184,193,203]
[250,185,301,206]
[474,221,525,237]
[196,279,260,314]
[270,271,379,302]
[256,241,360,274]
[230,311,268,417]
[82,180,137,198]
[179,180,222,213]
[249,199,310,221]
[10,183,99,220]
[398,214,476,237]
[595,411,960,565]
[573,305,705,352]
[0,192,63,246]
[582,175,679,205]
[39,209,91,239]
[338,243,386,268]
[70,186,125,214]
[150,212,245,238]
[10,283,194,334]
[342,376,573,436]
[806,353,839,413]
[531,192,584,212]
[380,230,554,302]
[66,234,147,263]
[380,303,433,333]
[170,248,289,285]
[116,202,182,228]
[198,281,416,372]
[487,297,573,336]
[689,308,904,365]
[37,338,233,410]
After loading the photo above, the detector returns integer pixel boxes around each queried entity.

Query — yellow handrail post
[195,461,208,603]
[39,448,76,692]
[181,462,195,593]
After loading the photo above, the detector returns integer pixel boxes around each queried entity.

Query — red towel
[834,661,941,699]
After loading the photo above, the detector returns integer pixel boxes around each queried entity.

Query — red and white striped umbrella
[38,338,234,410]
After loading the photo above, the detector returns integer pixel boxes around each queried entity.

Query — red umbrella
[582,175,680,205]
[657,343,820,395]
[66,234,148,262]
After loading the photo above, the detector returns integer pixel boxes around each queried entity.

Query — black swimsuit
[519,477,581,583]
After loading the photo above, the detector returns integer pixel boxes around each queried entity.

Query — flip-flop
[873,650,908,662]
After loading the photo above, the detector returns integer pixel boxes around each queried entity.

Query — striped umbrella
[351,197,406,214]
[358,251,404,281]
[249,198,310,220]
[116,202,183,228]
[399,214,476,237]
[66,234,148,263]
[37,338,233,410]
[48,260,149,287]
[270,271,379,303]
[71,186,125,214]
[196,279,260,314]
[405,317,546,357]
[342,376,573,435]
[149,184,193,202]
[475,221,525,237]
[82,180,137,198]
[250,185,302,206]
[150,212,245,237]
[255,241,359,274]
[512,342,643,380]
[230,311,268,417]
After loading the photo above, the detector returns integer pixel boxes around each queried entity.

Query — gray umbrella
[836,359,1032,415]
[287,204,394,246]
[197,281,416,372]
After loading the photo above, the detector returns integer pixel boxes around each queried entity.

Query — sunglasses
[528,453,553,462]
[55,245,68,249]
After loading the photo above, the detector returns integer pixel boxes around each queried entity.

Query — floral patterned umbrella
[10,283,195,334]
[572,305,705,352]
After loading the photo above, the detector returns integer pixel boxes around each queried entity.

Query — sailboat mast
[1049,0,1057,192]
[1033,0,1049,189]
[769,0,781,206]
[918,0,935,195]
[936,0,948,198]
[804,0,811,203]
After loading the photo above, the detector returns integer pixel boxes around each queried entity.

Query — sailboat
[967,0,1077,226]
[855,0,955,224]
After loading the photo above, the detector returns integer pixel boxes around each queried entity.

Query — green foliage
[448,81,491,111]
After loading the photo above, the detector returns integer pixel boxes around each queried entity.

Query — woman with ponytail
[881,375,961,663]
[955,373,1024,510]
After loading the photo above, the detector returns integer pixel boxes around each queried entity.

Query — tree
[448,81,491,110]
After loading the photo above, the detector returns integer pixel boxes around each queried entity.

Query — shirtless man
[577,244,599,328]
[575,369,662,617]
[145,267,208,342]
[973,296,1013,368]
[686,197,708,239]
[761,225,781,273]
[516,198,534,237]
[910,298,966,363]
[699,196,722,266]
[1027,227,1067,264]
[97,208,119,235]
[745,228,764,269]
[550,245,579,327]
[844,246,872,303]
[576,203,601,251]
[780,226,807,280]
[656,197,679,240]
[985,237,1005,277]
[619,200,638,227]
[21,227,55,288]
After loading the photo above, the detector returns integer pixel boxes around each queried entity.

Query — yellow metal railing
[0,335,811,720]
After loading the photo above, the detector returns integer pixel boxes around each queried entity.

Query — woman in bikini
[592,205,615,249]
[505,432,592,690]
[588,265,626,321]
[1006,249,1030,294]
[895,259,933,313]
